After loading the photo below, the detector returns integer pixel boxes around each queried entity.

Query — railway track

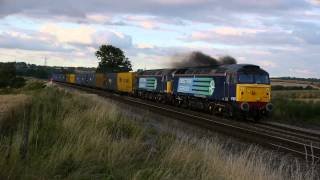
[260,121,320,140]
[54,81,320,162]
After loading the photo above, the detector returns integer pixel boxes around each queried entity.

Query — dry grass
[0,86,318,179]
[0,94,30,121]
[272,90,320,99]
[0,94,29,110]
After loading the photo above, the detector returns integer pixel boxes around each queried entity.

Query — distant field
[272,90,320,100]
[271,89,320,126]
[271,78,320,89]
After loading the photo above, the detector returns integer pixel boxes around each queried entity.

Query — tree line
[0,62,25,88]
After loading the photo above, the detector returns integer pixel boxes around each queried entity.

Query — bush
[11,77,26,88]
[0,62,27,89]
[0,62,16,88]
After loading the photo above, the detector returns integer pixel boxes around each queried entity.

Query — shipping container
[86,73,96,87]
[96,73,106,89]
[66,74,76,84]
[117,72,136,93]
[105,73,117,91]
[75,73,95,87]
[52,74,66,82]
[76,73,84,85]
[66,74,70,83]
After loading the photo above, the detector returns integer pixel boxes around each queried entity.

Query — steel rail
[260,121,320,139]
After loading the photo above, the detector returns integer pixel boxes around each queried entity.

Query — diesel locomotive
[52,64,273,120]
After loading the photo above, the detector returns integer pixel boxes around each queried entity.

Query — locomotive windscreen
[238,74,270,84]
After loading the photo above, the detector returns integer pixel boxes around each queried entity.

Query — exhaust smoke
[171,51,237,68]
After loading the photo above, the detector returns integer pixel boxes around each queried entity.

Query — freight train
[52,64,273,120]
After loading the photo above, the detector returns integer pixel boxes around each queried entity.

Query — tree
[95,45,132,73]
[0,62,16,88]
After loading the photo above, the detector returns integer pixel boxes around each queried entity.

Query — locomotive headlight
[240,88,245,96]
[266,88,270,96]
[266,103,273,112]
[240,102,250,112]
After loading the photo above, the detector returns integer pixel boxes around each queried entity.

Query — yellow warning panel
[236,84,271,102]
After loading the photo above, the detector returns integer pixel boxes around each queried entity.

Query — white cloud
[136,43,155,49]
[212,27,263,36]
[0,30,69,52]
[86,14,111,23]
[40,23,96,45]
[258,60,278,69]
[289,68,315,77]
[92,31,132,49]
[308,0,320,5]
[0,0,320,78]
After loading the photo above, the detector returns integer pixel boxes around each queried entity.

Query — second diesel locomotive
[52,64,273,120]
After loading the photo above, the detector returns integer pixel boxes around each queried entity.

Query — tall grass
[0,87,317,179]
[271,90,320,124]
[272,98,320,123]
[0,80,45,95]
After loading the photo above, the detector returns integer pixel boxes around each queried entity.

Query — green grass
[272,98,320,123]
[0,86,318,179]
[271,90,320,124]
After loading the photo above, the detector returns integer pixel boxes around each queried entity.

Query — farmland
[0,80,317,179]
[270,78,320,127]
[271,78,320,90]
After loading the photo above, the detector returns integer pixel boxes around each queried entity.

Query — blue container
[76,73,86,85]
[52,74,66,82]
[85,73,96,87]
[105,73,117,91]
[75,73,96,87]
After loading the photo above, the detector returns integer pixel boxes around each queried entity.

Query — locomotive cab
[232,65,273,118]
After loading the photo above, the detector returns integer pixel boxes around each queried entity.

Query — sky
[0,0,320,78]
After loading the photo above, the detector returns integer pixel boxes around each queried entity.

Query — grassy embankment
[0,81,318,179]
[271,90,320,125]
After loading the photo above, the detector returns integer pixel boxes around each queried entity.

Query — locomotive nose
[236,84,271,103]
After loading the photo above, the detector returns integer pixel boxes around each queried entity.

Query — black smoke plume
[218,55,237,65]
[171,51,237,68]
